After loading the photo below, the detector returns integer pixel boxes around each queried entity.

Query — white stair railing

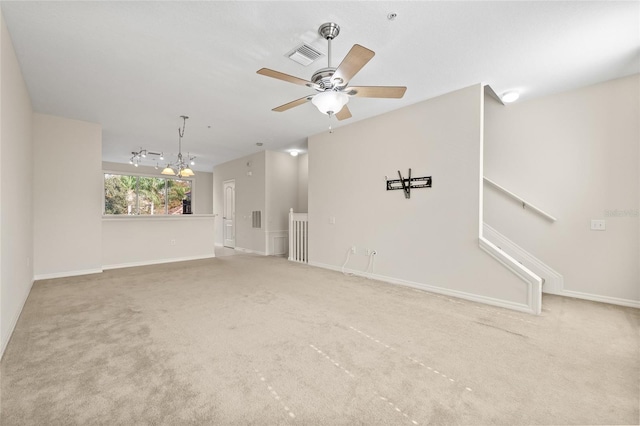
[288,208,308,263]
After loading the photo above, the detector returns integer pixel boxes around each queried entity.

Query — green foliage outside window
[104,174,191,215]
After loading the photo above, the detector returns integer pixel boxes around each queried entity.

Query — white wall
[265,151,298,255]
[309,84,531,310]
[297,153,308,213]
[0,11,34,356]
[102,216,215,268]
[33,114,103,279]
[484,74,639,305]
[213,151,266,253]
[194,170,213,215]
[102,161,213,214]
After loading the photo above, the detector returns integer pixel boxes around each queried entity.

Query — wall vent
[252,210,262,229]
[286,44,324,66]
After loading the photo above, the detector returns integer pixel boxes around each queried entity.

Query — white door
[223,180,236,248]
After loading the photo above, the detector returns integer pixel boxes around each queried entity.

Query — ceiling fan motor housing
[318,22,340,40]
[311,67,344,90]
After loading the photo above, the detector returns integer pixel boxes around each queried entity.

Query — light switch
[591,219,606,231]
[329,216,336,224]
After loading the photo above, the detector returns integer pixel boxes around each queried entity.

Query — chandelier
[161,115,195,178]
[130,148,164,168]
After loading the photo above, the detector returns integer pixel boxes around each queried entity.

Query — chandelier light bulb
[161,166,175,176]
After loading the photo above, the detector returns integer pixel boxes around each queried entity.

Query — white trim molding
[234,247,266,256]
[308,261,537,315]
[265,230,288,256]
[102,214,215,221]
[483,223,564,295]
[478,237,543,314]
[1,279,35,359]
[102,254,215,271]
[34,268,103,281]
[561,290,640,309]
[482,224,638,309]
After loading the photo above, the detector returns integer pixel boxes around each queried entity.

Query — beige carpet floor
[1,254,638,425]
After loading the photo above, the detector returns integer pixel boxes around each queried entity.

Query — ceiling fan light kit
[311,91,349,115]
[257,22,406,121]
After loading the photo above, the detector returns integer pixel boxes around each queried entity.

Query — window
[104,173,192,215]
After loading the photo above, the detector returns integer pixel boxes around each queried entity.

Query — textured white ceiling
[1,1,638,171]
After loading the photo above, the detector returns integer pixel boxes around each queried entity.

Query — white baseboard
[481,224,638,309]
[560,290,640,309]
[102,254,216,271]
[478,237,542,315]
[307,261,536,315]
[234,247,266,256]
[34,268,103,281]
[483,223,564,295]
[1,279,34,360]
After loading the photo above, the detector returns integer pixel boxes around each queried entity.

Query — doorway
[223,180,235,248]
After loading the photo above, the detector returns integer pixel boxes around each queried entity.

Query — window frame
[103,170,194,216]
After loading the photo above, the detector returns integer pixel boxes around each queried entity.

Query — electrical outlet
[590,220,606,231]
[329,216,336,224]
[170,239,176,245]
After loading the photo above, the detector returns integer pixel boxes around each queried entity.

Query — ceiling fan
[257,22,407,121]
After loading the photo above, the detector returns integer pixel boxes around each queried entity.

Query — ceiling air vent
[286,43,324,66]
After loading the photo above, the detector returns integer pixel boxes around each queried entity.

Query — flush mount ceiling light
[289,150,299,157]
[161,115,196,178]
[501,91,520,103]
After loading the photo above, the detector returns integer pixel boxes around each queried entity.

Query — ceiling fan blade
[345,86,407,98]
[331,44,375,86]
[272,95,313,112]
[335,105,352,121]
[257,68,315,87]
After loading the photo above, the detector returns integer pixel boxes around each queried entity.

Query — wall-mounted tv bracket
[386,168,432,199]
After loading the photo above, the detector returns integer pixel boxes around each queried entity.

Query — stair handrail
[483,177,557,222]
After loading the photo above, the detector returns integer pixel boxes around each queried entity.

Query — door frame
[223,179,236,248]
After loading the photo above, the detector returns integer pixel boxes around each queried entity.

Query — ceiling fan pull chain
[328,112,334,134]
